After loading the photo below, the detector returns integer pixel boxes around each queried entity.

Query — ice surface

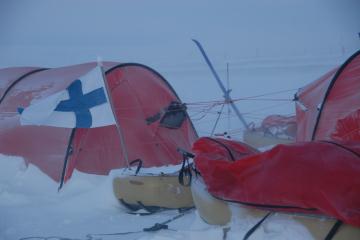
[0,154,315,240]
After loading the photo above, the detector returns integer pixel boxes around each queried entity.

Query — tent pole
[98,62,130,168]
[192,39,249,130]
[58,128,76,191]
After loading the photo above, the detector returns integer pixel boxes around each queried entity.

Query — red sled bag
[193,137,360,227]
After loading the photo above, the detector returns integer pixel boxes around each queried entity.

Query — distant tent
[0,62,198,183]
[295,50,360,141]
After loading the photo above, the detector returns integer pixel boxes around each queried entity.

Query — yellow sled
[191,176,360,239]
[113,171,193,211]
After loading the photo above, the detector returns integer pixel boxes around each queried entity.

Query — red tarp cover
[193,137,360,227]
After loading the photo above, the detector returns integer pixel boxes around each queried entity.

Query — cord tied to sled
[129,158,142,175]
[177,148,195,186]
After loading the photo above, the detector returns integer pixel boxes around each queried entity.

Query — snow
[111,162,190,176]
[1,154,315,240]
[1,0,359,239]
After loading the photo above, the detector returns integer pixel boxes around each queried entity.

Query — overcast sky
[0,0,359,135]
[0,0,359,68]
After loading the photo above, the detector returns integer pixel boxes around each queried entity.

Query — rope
[19,208,194,240]
[190,103,294,127]
[87,207,194,239]
[186,88,298,106]
[242,212,273,240]
[19,237,84,240]
[211,103,226,136]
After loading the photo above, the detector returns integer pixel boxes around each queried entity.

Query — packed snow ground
[0,154,315,240]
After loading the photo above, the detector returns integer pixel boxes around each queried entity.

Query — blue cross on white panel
[19,66,116,128]
[55,80,107,128]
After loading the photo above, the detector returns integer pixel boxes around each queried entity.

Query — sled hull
[113,174,193,209]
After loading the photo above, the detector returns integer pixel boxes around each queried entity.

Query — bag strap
[129,159,143,175]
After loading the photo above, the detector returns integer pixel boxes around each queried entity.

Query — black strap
[243,212,273,240]
[321,141,360,159]
[143,223,168,232]
[177,148,195,158]
[129,159,143,175]
[223,227,231,240]
[205,137,236,161]
[216,195,317,212]
[177,148,194,186]
[178,157,192,186]
[324,220,343,240]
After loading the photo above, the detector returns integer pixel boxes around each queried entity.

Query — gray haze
[1,0,359,67]
[0,0,359,135]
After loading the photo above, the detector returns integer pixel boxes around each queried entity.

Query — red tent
[0,62,198,183]
[296,50,360,141]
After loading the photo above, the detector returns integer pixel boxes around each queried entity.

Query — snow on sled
[112,161,193,212]
[0,62,198,193]
[190,137,360,239]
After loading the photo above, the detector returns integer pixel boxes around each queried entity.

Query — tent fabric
[0,62,198,182]
[0,67,45,102]
[193,137,360,227]
[296,50,360,142]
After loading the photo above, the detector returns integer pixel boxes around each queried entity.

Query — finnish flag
[19,66,116,128]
